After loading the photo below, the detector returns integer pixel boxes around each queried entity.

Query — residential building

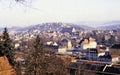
[79,37,97,50]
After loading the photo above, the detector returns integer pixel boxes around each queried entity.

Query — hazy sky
[0,0,120,27]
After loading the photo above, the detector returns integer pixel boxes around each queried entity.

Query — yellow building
[81,37,97,50]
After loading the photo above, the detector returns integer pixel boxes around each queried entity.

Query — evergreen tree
[33,35,45,75]
[26,35,46,75]
[2,28,15,66]
[0,39,4,56]
[26,35,67,75]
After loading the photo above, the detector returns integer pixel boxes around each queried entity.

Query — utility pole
[89,48,90,61]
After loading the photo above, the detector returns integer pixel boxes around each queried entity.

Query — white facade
[58,47,67,54]
[15,43,20,48]
[67,41,72,49]
[112,56,119,63]
[46,41,53,45]
[98,52,105,57]
[53,42,58,46]
[82,41,97,50]
[58,47,73,54]
[72,27,76,33]
[89,41,97,48]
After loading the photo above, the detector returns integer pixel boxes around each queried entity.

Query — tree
[26,35,68,75]
[0,0,31,6]
[44,54,67,75]
[26,35,45,75]
[0,39,4,56]
[2,28,15,66]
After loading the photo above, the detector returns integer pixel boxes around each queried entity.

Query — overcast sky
[0,0,120,27]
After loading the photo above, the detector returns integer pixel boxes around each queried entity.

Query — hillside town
[1,0,120,75]
[0,23,119,75]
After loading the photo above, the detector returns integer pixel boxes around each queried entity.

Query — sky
[0,0,120,27]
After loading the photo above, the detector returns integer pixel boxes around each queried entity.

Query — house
[79,37,97,50]
[57,47,67,54]
[85,48,105,61]
[46,41,53,45]
[45,41,59,52]
[15,43,20,48]
[97,50,105,57]
[53,42,58,46]
[98,51,119,63]
[61,38,72,49]
[99,55,111,62]
[111,55,119,63]
[97,45,109,51]
[85,49,98,60]
[57,39,73,54]
[98,55,119,63]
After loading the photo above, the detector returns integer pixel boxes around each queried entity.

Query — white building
[111,55,119,63]
[81,37,97,50]
[58,47,67,54]
[67,41,72,49]
[15,43,20,48]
